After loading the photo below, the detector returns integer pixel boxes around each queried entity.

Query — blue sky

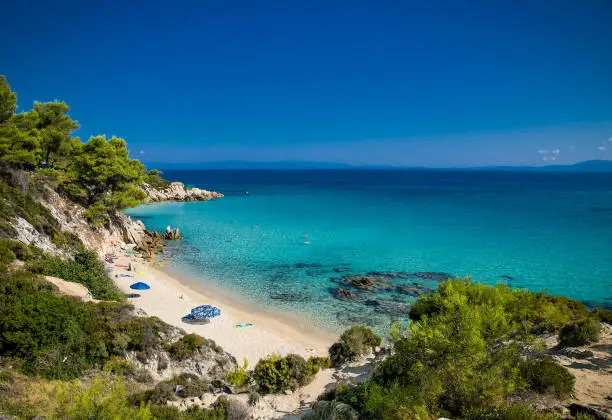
[2,0,611,167]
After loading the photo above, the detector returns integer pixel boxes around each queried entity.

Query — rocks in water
[162,226,182,240]
[364,298,411,317]
[395,282,431,297]
[331,288,357,300]
[293,262,323,269]
[335,311,364,325]
[269,291,309,302]
[500,274,514,281]
[414,272,454,282]
[137,230,164,260]
[332,274,392,291]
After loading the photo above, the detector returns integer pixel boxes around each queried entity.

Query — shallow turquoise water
[125,170,612,334]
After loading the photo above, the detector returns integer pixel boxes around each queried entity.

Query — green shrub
[305,356,331,376]
[52,374,154,419]
[520,357,575,398]
[591,308,612,324]
[253,353,325,394]
[144,169,171,189]
[103,356,137,376]
[559,318,601,347]
[329,326,380,367]
[226,359,250,387]
[464,404,560,419]
[166,333,211,361]
[408,295,441,321]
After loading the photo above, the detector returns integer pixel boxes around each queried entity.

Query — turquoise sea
[125,170,612,334]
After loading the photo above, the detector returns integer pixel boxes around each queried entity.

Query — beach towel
[117,274,134,278]
[234,323,253,328]
[137,271,144,275]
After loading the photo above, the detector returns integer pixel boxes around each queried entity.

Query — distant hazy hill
[149,160,612,172]
[543,160,612,172]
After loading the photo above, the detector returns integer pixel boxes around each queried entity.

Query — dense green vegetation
[329,325,381,367]
[165,333,223,361]
[321,278,600,419]
[25,246,124,300]
[0,76,164,226]
[558,318,601,347]
[0,246,212,380]
[253,354,331,394]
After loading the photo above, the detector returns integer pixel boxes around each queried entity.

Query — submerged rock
[414,272,454,282]
[269,291,309,302]
[332,274,392,291]
[330,288,357,300]
[395,282,431,297]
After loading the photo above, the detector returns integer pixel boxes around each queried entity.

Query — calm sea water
[125,170,612,334]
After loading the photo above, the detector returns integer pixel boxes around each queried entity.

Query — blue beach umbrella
[129,282,151,290]
[190,305,221,318]
[191,305,212,314]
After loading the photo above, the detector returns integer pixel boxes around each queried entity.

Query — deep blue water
[125,170,612,334]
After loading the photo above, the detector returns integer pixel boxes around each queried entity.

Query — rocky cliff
[141,181,223,203]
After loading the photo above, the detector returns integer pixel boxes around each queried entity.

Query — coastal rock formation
[162,225,182,240]
[6,172,148,254]
[141,181,223,203]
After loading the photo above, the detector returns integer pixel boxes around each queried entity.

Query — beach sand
[107,251,336,364]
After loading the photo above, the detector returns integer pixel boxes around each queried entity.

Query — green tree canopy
[0,76,17,124]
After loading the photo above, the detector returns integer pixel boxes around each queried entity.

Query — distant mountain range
[148,160,612,172]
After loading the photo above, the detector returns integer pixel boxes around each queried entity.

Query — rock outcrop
[7,178,147,255]
[141,182,223,203]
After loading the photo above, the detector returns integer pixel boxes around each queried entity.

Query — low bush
[226,359,250,387]
[520,357,575,398]
[253,354,328,394]
[559,318,601,347]
[463,404,561,419]
[166,333,211,361]
[52,374,153,419]
[591,308,612,324]
[328,326,380,367]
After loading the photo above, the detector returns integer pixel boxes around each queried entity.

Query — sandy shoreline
[108,251,336,364]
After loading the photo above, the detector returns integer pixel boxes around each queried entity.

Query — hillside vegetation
[318,278,610,419]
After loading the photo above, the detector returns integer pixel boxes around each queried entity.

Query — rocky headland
[141,181,223,203]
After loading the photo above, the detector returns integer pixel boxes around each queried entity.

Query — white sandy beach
[106,250,336,365]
